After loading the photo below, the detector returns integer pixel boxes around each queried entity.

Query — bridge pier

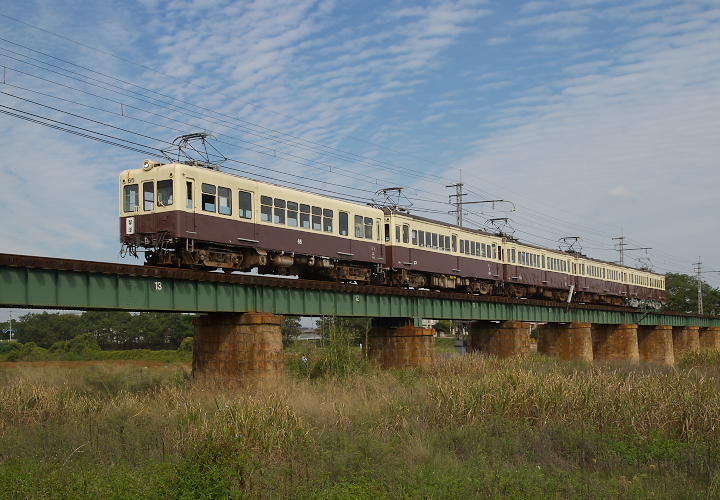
[591,324,639,363]
[192,312,285,386]
[637,325,674,365]
[672,326,700,361]
[468,320,530,358]
[699,327,720,350]
[368,318,435,369]
[536,322,593,361]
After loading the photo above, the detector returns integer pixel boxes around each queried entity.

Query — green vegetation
[664,272,720,314]
[0,333,191,363]
[1,353,720,498]
[1,311,193,349]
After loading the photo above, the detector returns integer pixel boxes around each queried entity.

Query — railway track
[0,253,716,320]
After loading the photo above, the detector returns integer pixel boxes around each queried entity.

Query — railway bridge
[1,253,719,384]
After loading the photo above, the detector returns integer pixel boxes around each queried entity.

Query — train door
[142,179,156,234]
[498,244,505,281]
[337,211,352,257]
[376,218,384,260]
[184,178,197,236]
[452,233,460,274]
[236,189,257,243]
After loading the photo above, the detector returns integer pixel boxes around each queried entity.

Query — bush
[292,323,373,379]
[177,337,193,352]
[0,341,22,355]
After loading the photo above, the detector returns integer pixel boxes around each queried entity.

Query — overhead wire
[0,26,700,271]
[0,55,452,204]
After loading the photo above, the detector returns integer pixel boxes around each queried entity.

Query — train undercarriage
[125,237,652,308]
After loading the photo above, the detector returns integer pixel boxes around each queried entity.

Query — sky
[0,0,719,325]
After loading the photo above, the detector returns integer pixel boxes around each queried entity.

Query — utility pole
[446,182,465,227]
[693,259,720,315]
[694,259,704,315]
[612,236,651,266]
[446,181,515,228]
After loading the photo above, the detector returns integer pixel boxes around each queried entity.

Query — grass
[1,353,720,498]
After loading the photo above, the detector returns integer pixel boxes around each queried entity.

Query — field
[1,350,720,499]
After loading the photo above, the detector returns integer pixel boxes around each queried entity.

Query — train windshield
[123,184,138,212]
[157,180,173,206]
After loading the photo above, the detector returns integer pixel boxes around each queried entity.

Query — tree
[281,317,302,346]
[664,273,720,314]
[433,320,453,336]
[315,317,369,344]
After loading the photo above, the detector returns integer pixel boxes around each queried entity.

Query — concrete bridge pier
[368,318,435,369]
[468,320,530,358]
[699,327,720,350]
[536,322,593,361]
[192,312,285,386]
[591,324,639,363]
[672,326,700,361]
[637,325,674,366]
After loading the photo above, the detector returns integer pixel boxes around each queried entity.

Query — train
[119,160,666,307]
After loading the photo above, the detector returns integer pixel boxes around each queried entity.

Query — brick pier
[536,322,593,361]
[192,312,285,386]
[368,318,436,369]
[468,320,530,358]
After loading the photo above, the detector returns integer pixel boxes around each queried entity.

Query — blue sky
[0,0,719,309]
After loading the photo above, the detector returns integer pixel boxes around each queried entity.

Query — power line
[0,28,702,270]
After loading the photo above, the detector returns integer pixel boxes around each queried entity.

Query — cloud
[608,185,632,198]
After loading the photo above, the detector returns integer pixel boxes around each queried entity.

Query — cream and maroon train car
[120,161,386,279]
[383,211,504,292]
[383,211,665,305]
[119,160,665,306]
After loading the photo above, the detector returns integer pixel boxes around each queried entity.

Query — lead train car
[120,161,665,306]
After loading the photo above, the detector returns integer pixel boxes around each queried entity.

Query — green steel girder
[1,265,719,327]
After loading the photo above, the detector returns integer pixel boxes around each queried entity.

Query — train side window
[273,199,286,224]
[218,187,232,215]
[354,215,363,237]
[260,196,272,222]
[339,211,349,235]
[439,235,445,251]
[157,180,173,206]
[432,233,438,250]
[471,242,477,256]
[143,181,155,211]
[312,206,322,231]
[385,224,391,242]
[511,249,516,263]
[451,235,457,252]
[201,183,216,212]
[395,225,401,242]
[287,201,298,227]
[323,209,333,233]
[403,225,409,244]
[364,217,373,239]
[239,191,252,219]
[412,230,418,245]
[301,204,311,228]
[418,230,425,247]
[123,184,138,212]
[460,240,465,254]
[186,182,193,209]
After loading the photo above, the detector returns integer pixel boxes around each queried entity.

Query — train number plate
[126,217,135,235]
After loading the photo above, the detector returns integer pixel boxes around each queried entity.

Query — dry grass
[1,355,719,498]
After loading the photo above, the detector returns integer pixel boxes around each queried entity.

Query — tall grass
[1,355,720,498]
